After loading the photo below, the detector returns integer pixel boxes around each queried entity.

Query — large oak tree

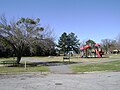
[0,16,44,63]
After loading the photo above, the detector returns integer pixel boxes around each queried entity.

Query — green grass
[0,66,48,74]
[109,54,120,58]
[72,60,120,72]
[0,54,120,63]
[0,57,15,61]
[0,54,120,74]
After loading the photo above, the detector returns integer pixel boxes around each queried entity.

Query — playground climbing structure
[80,40,104,58]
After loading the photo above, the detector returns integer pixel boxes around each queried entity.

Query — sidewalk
[49,64,72,74]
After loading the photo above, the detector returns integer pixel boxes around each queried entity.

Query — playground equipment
[80,43,104,58]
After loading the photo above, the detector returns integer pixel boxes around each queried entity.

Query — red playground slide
[95,49,101,58]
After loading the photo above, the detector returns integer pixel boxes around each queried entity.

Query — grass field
[0,65,48,74]
[0,54,120,62]
[72,60,120,72]
[71,53,120,73]
[17,54,120,63]
[0,54,120,74]
[0,60,49,73]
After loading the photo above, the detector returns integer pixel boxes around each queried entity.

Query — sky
[0,0,120,43]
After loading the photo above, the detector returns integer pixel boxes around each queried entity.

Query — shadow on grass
[36,61,79,66]
[7,57,111,67]
[7,61,82,67]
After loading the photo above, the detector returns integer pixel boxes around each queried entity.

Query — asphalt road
[0,72,120,90]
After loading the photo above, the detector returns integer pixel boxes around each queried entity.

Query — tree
[58,32,68,55]
[35,38,56,56]
[116,33,120,50]
[0,16,44,63]
[86,39,95,48]
[58,32,80,55]
[67,32,80,53]
[101,39,113,54]
[0,40,13,57]
[34,25,56,56]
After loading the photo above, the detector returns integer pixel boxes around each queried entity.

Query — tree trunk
[15,47,23,64]
[16,55,21,64]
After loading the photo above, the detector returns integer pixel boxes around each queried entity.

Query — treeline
[100,37,120,54]
[0,39,56,58]
[1,32,120,58]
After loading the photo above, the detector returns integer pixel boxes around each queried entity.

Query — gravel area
[0,72,120,90]
[49,65,72,74]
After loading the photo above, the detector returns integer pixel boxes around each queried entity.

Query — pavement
[49,64,73,74]
[0,72,120,90]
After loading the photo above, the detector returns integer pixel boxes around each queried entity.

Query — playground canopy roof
[80,44,101,50]
[80,45,91,50]
[95,43,101,46]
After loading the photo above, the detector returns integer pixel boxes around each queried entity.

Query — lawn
[0,59,49,74]
[0,54,120,62]
[0,65,48,74]
[0,54,120,74]
[15,54,119,63]
[72,60,120,72]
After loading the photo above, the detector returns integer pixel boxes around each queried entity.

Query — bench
[63,56,70,62]
[0,60,17,66]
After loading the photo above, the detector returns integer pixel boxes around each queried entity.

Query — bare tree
[101,39,118,54]
[0,16,44,63]
[35,25,56,55]
[116,33,120,50]
[41,25,56,41]
[101,39,112,54]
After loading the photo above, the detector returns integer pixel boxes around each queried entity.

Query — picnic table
[63,56,70,62]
